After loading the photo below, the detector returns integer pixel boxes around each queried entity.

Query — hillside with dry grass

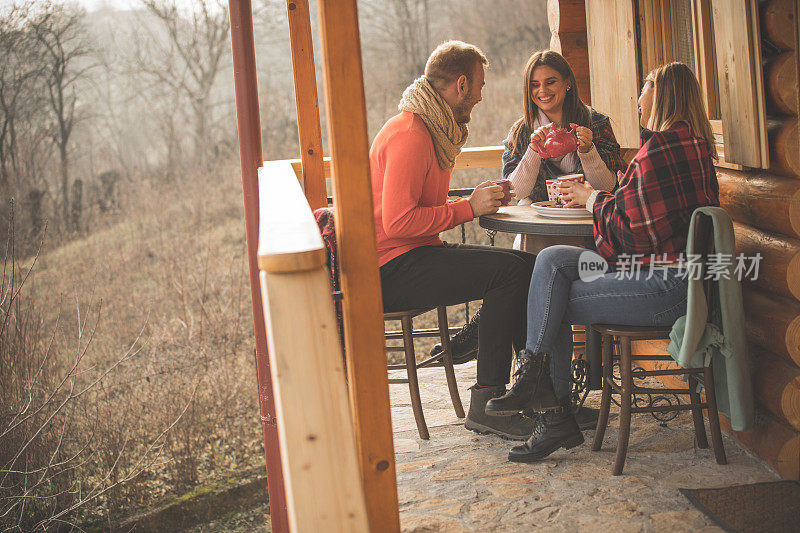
[3,161,269,529]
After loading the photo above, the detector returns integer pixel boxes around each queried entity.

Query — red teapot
[532,125,579,159]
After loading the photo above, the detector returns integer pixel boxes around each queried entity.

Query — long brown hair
[509,50,591,151]
[646,62,717,160]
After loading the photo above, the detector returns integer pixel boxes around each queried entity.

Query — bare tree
[361,0,433,87]
[0,4,49,198]
[30,1,95,231]
[135,0,231,164]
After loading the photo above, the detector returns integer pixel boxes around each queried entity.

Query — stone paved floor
[390,361,778,532]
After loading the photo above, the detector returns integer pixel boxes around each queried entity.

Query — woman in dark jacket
[502,50,626,206]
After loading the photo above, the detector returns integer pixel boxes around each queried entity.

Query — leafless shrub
[0,201,199,531]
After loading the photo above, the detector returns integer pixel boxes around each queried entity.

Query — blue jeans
[526,246,689,399]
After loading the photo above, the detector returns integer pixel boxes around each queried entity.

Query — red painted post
[227,1,289,530]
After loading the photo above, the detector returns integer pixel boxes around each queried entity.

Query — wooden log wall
[719,0,800,479]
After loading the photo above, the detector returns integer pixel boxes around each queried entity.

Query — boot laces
[451,314,479,347]
[530,415,547,440]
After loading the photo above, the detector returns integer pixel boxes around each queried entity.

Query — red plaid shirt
[592,121,719,265]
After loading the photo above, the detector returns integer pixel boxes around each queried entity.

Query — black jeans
[380,242,535,386]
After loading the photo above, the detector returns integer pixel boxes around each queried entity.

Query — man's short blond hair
[424,41,488,91]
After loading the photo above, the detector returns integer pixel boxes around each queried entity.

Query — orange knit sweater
[370,111,474,267]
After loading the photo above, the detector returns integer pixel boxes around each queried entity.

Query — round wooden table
[479,205,594,254]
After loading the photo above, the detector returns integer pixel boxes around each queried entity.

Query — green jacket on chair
[667,207,755,432]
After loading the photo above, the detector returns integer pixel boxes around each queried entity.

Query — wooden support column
[286,0,327,210]
[548,0,591,105]
[315,0,400,531]
[227,0,289,530]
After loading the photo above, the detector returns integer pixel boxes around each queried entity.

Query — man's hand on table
[558,180,595,208]
[469,180,505,217]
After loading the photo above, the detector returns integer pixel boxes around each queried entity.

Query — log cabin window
[586,0,769,169]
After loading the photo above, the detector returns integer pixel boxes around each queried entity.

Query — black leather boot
[464,384,535,441]
[485,349,560,415]
[429,307,480,365]
[508,397,584,463]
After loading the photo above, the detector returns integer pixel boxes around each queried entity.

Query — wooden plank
[455,146,505,169]
[315,1,400,531]
[750,0,770,169]
[638,0,653,76]
[257,164,369,531]
[260,268,369,529]
[227,1,289,530]
[586,0,641,148]
[288,146,507,181]
[286,0,327,210]
[548,0,592,105]
[711,0,769,168]
[692,0,718,118]
[659,0,673,64]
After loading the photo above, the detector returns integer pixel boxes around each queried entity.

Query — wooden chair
[591,212,728,475]
[384,306,465,440]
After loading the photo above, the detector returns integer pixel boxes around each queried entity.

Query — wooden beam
[733,221,800,301]
[768,118,800,177]
[658,0,673,64]
[288,145,507,181]
[743,287,800,368]
[315,1,400,531]
[548,0,592,105]
[227,1,289,530]
[586,0,641,148]
[762,0,797,51]
[721,409,800,480]
[257,162,369,531]
[286,0,327,211]
[717,168,800,239]
[692,0,718,118]
[766,52,799,116]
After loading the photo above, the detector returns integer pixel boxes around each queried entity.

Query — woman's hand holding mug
[558,179,595,207]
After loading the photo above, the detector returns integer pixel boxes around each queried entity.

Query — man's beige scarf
[398,76,468,170]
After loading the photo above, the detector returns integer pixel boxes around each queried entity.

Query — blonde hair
[646,62,717,160]
[424,41,488,92]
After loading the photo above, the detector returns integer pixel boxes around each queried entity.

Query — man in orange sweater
[372,42,536,440]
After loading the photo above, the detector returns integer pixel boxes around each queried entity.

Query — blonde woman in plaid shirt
[485,62,719,463]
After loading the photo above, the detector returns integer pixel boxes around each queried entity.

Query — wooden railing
[256,160,368,532]
[288,145,506,183]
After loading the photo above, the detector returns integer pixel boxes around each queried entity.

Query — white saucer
[531,201,593,219]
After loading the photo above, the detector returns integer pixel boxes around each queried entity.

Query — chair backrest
[691,210,717,313]
[313,207,345,353]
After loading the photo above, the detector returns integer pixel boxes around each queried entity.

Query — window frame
[634,0,755,170]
